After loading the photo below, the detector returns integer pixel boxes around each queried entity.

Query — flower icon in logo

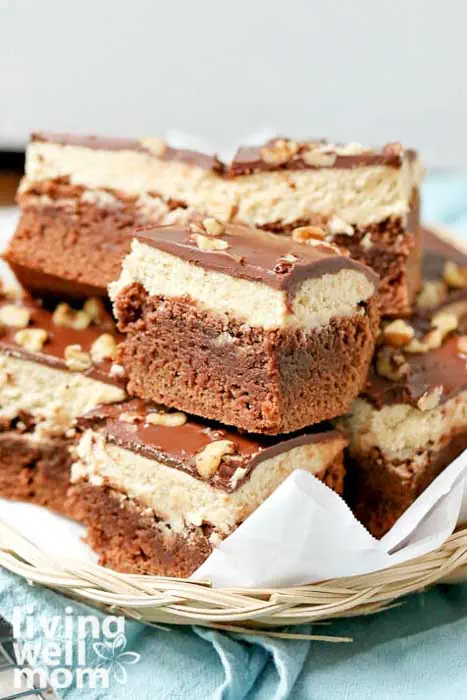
[93,633,140,684]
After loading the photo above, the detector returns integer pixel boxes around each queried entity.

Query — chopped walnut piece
[302,146,337,167]
[53,303,91,330]
[260,139,298,165]
[90,334,117,363]
[334,142,369,156]
[458,336,467,354]
[83,297,107,325]
[381,320,415,348]
[443,261,467,289]
[146,411,187,427]
[139,136,167,156]
[15,328,48,352]
[406,312,457,354]
[192,233,229,251]
[195,440,236,479]
[0,305,30,328]
[110,363,126,378]
[202,217,224,236]
[417,386,443,412]
[64,344,92,371]
[416,280,448,310]
[292,225,326,243]
[375,347,409,381]
[118,412,141,423]
[383,142,404,158]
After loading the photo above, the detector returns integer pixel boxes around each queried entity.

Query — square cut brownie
[339,229,467,538]
[228,139,422,316]
[110,221,380,434]
[6,132,421,315]
[68,400,348,576]
[0,283,126,515]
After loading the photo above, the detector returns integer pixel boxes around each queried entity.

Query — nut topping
[417,386,443,412]
[90,334,117,363]
[406,312,458,354]
[64,344,92,371]
[292,225,326,243]
[145,411,187,427]
[260,139,298,165]
[302,146,337,167]
[375,347,409,381]
[416,280,448,310]
[83,297,108,325]
[14,328,48,352]
[195,440,236,479]
[381,320,415,348]
[328,216,354,236]
[383,142,404,158]
[53,303,91,330]
[139,136,167,157]
[443,261,467,289]
[202,217,224,236]
[0,305,30,328]
[110,363,126,378]
[118,412,141,424]
[192,233,229,251]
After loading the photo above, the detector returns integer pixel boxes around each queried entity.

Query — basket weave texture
[1,520,466,637]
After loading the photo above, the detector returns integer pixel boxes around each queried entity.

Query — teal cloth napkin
[1,173,467,700]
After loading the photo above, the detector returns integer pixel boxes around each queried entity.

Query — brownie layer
[351,428,467,538]
[0,432,74,516]
[69,454,345,577]
[115,283,379,433]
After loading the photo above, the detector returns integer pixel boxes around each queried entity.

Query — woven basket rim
[1,518,466,637]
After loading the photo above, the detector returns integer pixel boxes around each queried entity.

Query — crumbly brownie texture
[111,223,379,433]
[69,400,347,575]
[0,432,74,516]
[5,132,421,314]
[340,233,467,537]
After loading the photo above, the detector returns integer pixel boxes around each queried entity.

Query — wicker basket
[1,518,466,639]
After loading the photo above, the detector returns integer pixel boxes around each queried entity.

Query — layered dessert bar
[6,133,421,316]
[6,132,226,300]
[110,221,380,434]
[0,284,126,514]
[228,139,422,315]
[339,230,467,537]
[68,400,348,576]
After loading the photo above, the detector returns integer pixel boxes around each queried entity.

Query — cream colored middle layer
[23,141,422,228]
[109,240,375,330]
[340,389,467,462]
[0,354,126,439]
[72,430,345,535]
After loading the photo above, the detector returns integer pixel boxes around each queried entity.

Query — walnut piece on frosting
[417,386,443,412]
[260,139,298,165]
[195,440,236,479]
[376,347,409,381]
[145,411,187,427]
[192,233,229,251]
[302,145,337,167]
[292,225,326,243]
[202,218,225,236]
[381,320,415,348]
[15,328,48,352]
[139,137,167,157]
[90,334,117,363]
[53,303,91,330]
[64,344,92,371]
[0,305,30,328]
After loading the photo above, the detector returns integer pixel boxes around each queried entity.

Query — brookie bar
[5,133,421,315]
[110,221,380,434]
[0,284,126,514]
[68,400,347,576]
[339,228,467,538]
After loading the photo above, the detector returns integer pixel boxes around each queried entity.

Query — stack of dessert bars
[0,133,466,577]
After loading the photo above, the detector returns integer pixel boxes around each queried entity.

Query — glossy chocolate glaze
[134,222,379,294]
[364,232,467,409]
[0,292,125,388]
[228,139,418,176]
[80,399,344,492]
[31,132,223,173]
